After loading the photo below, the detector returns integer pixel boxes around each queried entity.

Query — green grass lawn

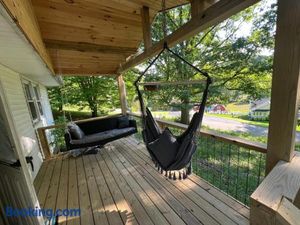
[226,102,250,113]
[53,105,121,121]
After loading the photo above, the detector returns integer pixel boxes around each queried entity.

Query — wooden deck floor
[34,137,250,225]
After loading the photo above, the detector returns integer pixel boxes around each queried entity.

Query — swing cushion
[65,115,137,150]
[67,122,85,140]
[117,116,130,128]
[148,128,179,168]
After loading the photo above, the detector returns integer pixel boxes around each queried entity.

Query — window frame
[32,85,44,116]
[22,80,44,124]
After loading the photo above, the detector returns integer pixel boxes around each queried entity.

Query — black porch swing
[134,41,212,180]
[134,0,212,180]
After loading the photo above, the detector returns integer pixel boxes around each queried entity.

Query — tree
[48,87,63,112]
[135,0,276,124]
[48,76,120,117]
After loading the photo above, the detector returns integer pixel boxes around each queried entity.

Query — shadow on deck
[34,136,250,225]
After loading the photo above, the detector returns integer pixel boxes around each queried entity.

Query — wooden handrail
[251,153,300,225]
[276,197,300,225]
[37,113,123,159]
[127,112,267,154]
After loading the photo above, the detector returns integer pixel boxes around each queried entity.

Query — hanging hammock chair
[135,42,212,180]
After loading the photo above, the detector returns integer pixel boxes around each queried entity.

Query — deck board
[34,137,250,225]
[67,158,80,225]
[119,138,248,225]
[56,156,69,225]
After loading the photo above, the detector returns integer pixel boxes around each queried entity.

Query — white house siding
[0,63,54,179]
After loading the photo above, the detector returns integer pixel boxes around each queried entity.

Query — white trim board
[0,5,62,87]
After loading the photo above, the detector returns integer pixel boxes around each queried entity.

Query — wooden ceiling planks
[49,49,121,75]
[31,0,187,76]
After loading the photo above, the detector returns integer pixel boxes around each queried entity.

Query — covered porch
[1,0,300,224]
[34,136,249,225]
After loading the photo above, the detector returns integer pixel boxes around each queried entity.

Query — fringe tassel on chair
[173,172,176,180]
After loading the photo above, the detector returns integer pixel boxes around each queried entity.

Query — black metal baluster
[206,136,209,181]
[256,153,263,187]
[235,147,240,199]
[226,144,232,194]
[219,142,224,190]
[244,149,251,204]
[212,138,216,186]
[195,137,199,176]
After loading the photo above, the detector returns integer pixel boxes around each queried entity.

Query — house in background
[249,98,270,121]
[208,104,227,114]
[0,9,62,179]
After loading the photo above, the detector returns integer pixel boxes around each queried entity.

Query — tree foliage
[48,76,120,117]
[128,0,276,124]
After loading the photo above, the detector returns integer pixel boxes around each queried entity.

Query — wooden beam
[118,0,259,73]
[141,6,152,50]
[61,72,116,77]
[44,39,137,55]
[0,0,54,74]
[266,0,300,174]
[191,0,216,18]
[117,74,128,115]
[138,80,205,86]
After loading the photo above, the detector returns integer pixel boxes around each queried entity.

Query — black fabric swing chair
[135,42,212,180]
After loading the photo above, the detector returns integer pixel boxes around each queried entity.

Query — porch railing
[127,112,267,206]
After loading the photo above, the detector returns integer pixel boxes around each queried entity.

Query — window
[23,82,44,122]
[33,86,43,116]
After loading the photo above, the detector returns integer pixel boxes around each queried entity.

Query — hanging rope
[60,84,73,122]
[161,0,167,39]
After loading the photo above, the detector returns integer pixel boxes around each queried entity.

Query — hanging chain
[161,0,167,39]
[61,85,73,122]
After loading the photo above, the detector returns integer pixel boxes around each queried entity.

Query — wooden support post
[37,128,51,160]
[141,6,152,50]
[117,74,128,115]
[266,0,300,174]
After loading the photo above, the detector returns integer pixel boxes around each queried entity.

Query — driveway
[156,111,300,143]
[202,115,300,143]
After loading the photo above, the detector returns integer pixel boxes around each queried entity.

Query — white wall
[0,63,54,179]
